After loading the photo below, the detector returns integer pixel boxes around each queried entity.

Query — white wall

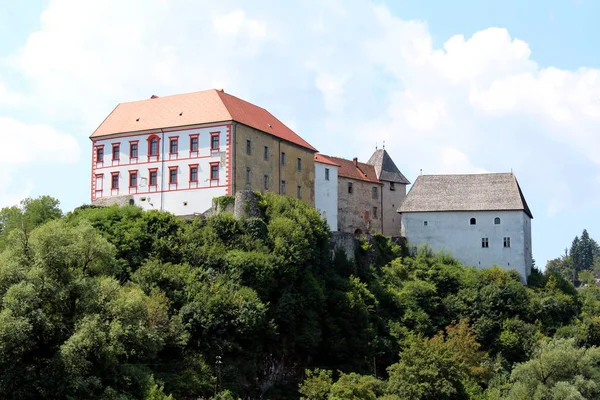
[402,210,532,281]
[91,124,230,215]
[314,162,338,230]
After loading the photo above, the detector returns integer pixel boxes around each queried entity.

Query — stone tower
[367,149,410,236]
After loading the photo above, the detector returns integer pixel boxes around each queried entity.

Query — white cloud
[212,9,268,40]
[438,147,487,175]
[0,117,80,165]
[0,0,599,229]
[314,72,351,113]
[0,167,34,208]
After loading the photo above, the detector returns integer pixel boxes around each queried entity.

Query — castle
[90,89,533,280]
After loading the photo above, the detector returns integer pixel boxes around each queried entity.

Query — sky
[0,0,599,268]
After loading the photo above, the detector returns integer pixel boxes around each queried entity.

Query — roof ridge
[115,88,219,105]
[419,172,512,177]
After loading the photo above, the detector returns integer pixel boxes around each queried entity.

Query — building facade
[367,149,411,236]
[90,89,317,215]
[398,173,533,281]
[317,149,409,235]
[314,154,340,231]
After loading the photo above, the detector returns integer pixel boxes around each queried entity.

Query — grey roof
[367,149,411,184]
[398,173,533,218]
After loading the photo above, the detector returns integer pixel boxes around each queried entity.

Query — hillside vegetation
[0,194,599,399]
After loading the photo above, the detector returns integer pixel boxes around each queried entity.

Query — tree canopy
[0,194,599,399]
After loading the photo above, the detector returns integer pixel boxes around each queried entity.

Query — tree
[569,230,598,275]
[386,321,490,400]
[0,196,63,250]
[506,338,600,399]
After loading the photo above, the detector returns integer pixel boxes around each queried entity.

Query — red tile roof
[314,154,341,167]
[90,89,317,152]
[322,155,382,184]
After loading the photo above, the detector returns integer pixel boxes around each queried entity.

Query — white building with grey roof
[398,173,533,281]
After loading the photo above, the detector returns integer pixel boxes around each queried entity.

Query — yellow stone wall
[232,123,315,206]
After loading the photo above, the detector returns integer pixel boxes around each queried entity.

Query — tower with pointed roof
[314,148,409,235]
[367,148,411,236]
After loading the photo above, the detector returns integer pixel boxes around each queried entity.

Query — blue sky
[0,0,599,268]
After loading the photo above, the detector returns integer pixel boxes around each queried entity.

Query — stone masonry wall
[380,181,407,237]
[337,176,382,234]
[233,124,315,206]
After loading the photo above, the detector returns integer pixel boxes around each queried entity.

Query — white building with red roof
[90,89,317,215]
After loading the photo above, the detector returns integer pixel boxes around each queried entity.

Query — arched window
[494,217,501,225]
[470,218,476,225]
[148,135,160,156]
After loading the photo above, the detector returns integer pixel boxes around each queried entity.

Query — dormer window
[470,218,477,225]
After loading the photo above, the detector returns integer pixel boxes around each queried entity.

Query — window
[112,143,120,160]
[297,185,302,199]
[149,136,159,156]
[129,171,138,187]
[130,141,138,158]
[470,218,477,225]
[297,158,302,172]
[264,175,269,190]
[246,139,251,155]
[149,169,158,186]
[372,186,378,199]
[189,165,198,182]
[281,180,286,194]
[424,221,428,226]
[111,172,119,190]
[482,238,489,248]
[390,182,396,191]
[94,174,104,198]
[325,168,330,181]
[96,146,104,162]
[281,152,286,165]
[246,167,251,184]
[504,237,511,248]
[264,146,269,161]
[211,133,220,151]
[373,207,378,219]
[169,137,178,154]
[348,182,353,194]
[190,135,199,152]
[169,167,178,184]
[494,217,501,225]
[210,163,219,181]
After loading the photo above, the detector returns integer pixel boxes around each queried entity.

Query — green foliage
[213,195,236,211]
[299,369,333,400]
[4,193,600,399]
[0,195,63,250]
[506,338,600,399]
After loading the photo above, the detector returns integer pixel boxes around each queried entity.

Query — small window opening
[494,217,501,225]
[470,217,477,225]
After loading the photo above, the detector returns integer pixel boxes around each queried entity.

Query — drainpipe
[232,122,237,194]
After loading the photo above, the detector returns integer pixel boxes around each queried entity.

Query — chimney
[353,157,358,167]
[150,95,159,99]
